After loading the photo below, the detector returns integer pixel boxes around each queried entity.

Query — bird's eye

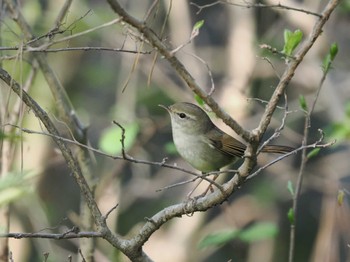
[178,113,186,119]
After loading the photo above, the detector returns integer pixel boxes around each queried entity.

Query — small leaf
[288,208,295,225]
[329,42,339,60]
[322,42,339,73]
[0,131,21,142]
[307,148,320,159]
[99,122,139,155]
[299,95,308,111]
[0,171,37,206]
[327,122,350,141]
[198,229,239,249]
[282,29,303,56]
[164,142,177,155]
[337,190,345,206]
[287,180,294,196]
[283,29,292,45]
[238,222,278,243]
[194,95,205,106]
[193,20,204,30]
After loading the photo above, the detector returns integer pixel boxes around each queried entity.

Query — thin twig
[0,46,150,54]
[249,132,335,180]
[6,123,222,188]
[103,204,119,222]
[147,0,171,87]
[51,0,73,33]
[25,17,122,52]
[0,231,103,239]
[185,52,215,95]
[288,37,338,262]
[258,92,290,153]
[191,1,322,17]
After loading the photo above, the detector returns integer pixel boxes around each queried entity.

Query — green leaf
[238,222,278,242]
[164,142,177,155]
[0,130,21,142]
[288,208,295,225]
[198,222,278,249]
[327,121,350,141]
[287,180,294,196]
[193,20,204,30]
[298,95,308,111]
[282,29,303,56]
[337,190,345,206]
[307,148,320,159]
[198,229,239,249]
[0,171,37,206]
[99,122,139,155]
[329,42,339,60]
[194,95,205,106]
[322,42,339,72]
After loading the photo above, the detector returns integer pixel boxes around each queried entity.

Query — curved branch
[106,0,251,143]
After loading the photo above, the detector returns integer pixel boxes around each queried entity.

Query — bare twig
[107,0,251,144]
[28,18,123,52]
[0,231,104,239]
[259,43,296,61]
[51,0,73,32]
[103,204,119,222]
[191,1,322,17]
[0,68,105,227]
[5,123,223,189]
[249,131,335,180]
[78,249,87,262]
[147,0,171,87]
[258,92,290,153]
[0,46,150,54]
[170,22,201,55]
[288,37,339,262]
[185,52,215,95]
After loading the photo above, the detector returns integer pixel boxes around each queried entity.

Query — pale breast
[172,132,234,172]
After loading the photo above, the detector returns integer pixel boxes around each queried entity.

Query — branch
[106,0,251,143]
[6,123,224,190]
[0,231,103,240]
[288,40,339,262]
[191,1,322,17]
[102,0,340,257]
[0,68,104,227]
[0,46,150,54]
[252,0,340,149]
[248,131,335,180]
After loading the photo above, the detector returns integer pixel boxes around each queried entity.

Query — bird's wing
[206,129,246,158]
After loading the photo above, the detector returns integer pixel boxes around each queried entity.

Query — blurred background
[0,0,349,261]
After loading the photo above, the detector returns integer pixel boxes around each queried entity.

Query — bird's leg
[186,172,205,199]
[187,172,220,199]
[203,174,219,195]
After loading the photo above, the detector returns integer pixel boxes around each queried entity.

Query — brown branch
[191,1,322,17]
[103,1,340,259]
[6,123,224,187]
[254,0,339,140]
[249,131,335,180]
[0,231,104,240]
[288,36,339,262]
[0,68,105,228]
[106,0,251,143]
[0,67,157,261]
[0,46,151,54]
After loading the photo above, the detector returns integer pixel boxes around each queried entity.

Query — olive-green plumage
[161,102,293,172]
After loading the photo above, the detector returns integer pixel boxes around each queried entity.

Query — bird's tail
[261,145,294,154]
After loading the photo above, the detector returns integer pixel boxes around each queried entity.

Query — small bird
[160,102,293,173]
